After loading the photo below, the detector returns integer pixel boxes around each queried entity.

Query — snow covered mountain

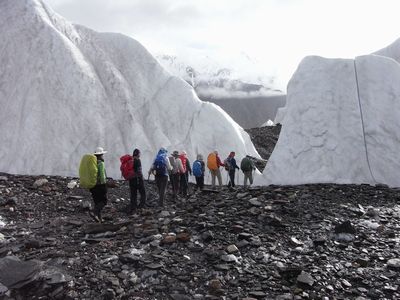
[156,54,285,128]
[259,41,400,187]
[156,54,282,99]
[0,0,259,178]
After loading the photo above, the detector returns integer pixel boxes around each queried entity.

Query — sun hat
[94,147,107,155]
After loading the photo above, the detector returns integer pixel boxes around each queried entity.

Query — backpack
[179,155,187,174]
[207,153,218,170]
[79,154,98,189]
[241,157,252,172]
[154,154,167,176]
[224,157,232,171]
[120,155,135,180]
[169,157,179,174]
[192,160,203,177]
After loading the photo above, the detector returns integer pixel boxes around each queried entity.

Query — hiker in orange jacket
[207,150,224,189]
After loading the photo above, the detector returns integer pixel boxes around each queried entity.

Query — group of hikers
[81,147,257,223]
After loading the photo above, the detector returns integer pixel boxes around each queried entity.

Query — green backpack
[79,154,98,189]
[240,157,252,172]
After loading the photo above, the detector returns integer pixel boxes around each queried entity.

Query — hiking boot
[88,211,99,222]
[92,214,101,223]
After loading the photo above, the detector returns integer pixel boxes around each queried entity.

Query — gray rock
[221,254,238,263]
[334,220,356,234]
[297,271,314,287]
[33,178,48,188]
[387,258,400,269]
[249,198,262,206]
[226,245,239,254]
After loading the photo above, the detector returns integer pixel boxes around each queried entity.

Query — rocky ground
[245,126,281,171]
[245,125,281,161]
[1,126,400,299]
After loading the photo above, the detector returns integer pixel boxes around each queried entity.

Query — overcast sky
[49,0,400,91]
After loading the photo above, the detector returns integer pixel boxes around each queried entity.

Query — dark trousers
[228,170,236,187]
[179,173,189,196]
[129,177,146,211]
[195,176,204,190]
[90,184,107,218]
[169,173,180,198]
[155,175,168,206]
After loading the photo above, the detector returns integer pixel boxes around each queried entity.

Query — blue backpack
[154,154,167,176]
[192,160,203,177]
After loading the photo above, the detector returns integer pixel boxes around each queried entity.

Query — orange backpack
[207,153,218,170]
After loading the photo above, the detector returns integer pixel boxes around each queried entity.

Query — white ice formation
[0,0,259,178]
[259,39,400,187]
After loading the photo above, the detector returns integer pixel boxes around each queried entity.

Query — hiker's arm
[98,162,106,185]
[186,159,192,175]
[166,157,173,171]
[178,160,185,173]
[234,158,239,169]
[217,156,224,167]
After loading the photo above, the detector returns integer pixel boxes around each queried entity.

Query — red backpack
[120,155,135,180]
[179,154,187,174]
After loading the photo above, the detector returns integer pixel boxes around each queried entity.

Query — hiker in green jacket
[89,147,108,222]
[241,155,256,188]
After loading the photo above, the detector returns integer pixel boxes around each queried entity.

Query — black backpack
[224,157,232,171]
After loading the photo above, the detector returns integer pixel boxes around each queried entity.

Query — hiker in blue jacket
[149,148,172,207]
[192,154,205,191]
[226,151,240,188]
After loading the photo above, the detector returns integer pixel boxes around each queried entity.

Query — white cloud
[49,0,400,91]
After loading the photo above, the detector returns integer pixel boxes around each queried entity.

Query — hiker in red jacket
[179,151,191,197]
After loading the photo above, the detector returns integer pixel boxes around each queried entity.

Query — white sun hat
[94,147,107,155]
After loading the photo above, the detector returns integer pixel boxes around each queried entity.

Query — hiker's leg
[211,170,216,188]
[229,171,235,187]
[180,174,187,196]
[90,185,101,218]
[244,171,249,187]
[195,176,201,190]
[159,176,168,206]
[172,174,179,197]
[155,175,162,201]
[249,171,254,185]
[138,177,146,208]
[96,184,107,220]
[199,176,204,190]
[169,174,175,196]
[129,178,138,211]
[216,169,222,186]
